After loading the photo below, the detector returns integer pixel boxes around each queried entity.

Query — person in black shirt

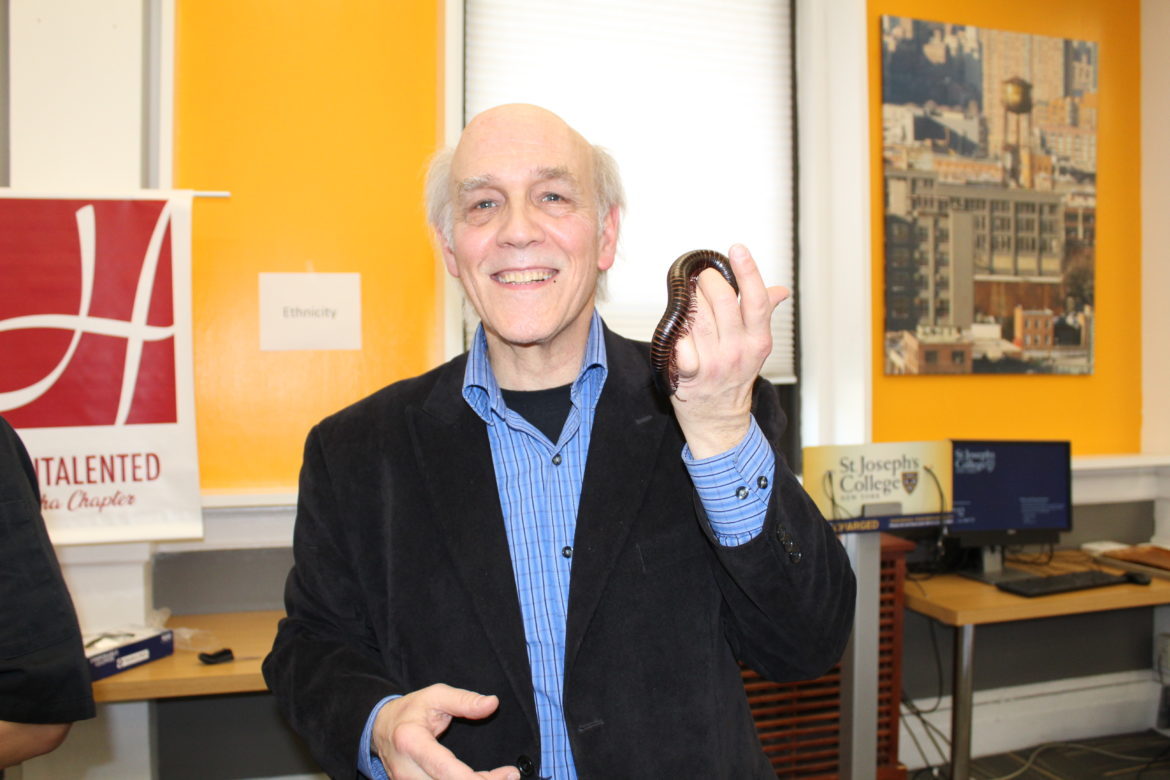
[0,416,95,769]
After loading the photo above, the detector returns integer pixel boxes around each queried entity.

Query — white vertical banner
[0,191,201,544]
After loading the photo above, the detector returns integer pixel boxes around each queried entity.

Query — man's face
[440,106,618,355]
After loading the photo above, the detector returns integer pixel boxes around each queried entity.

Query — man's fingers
[427,687,500,726]
[727,243,762,300]
[673,326,700,382]
[727,244,788,333]
[392,721,487,779]
[375,686,507,779]
[673,271,725,382]
[478,768,522,780]
[672,243,789,390]
[385,717,518,780]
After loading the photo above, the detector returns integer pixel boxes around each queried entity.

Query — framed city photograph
[881,17,1098,375]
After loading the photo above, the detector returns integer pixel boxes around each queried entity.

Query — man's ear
[597,205,620,272]
[435,227,460,277]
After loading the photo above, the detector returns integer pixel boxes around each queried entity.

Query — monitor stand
[956,545,1034,585]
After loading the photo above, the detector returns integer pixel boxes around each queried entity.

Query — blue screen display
[949,440,1072,535]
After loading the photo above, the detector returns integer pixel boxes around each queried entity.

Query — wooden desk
[903,555,1170,780]
[92,610,282,703]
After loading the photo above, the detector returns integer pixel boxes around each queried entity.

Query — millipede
[650,249,739,395]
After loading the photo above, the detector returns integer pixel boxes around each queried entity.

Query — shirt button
[552,453,563,466]
[735,485,749,500]
[561,546,573,559]
[757,475,769,489]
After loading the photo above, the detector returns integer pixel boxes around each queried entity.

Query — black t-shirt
[500,384,573,443]
[0,417,95,725]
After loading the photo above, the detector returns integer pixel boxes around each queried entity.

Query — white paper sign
[259,272,361,351]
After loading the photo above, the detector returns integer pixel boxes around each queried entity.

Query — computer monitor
[945,439,1072,583]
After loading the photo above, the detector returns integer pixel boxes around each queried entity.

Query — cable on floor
[981,739,1170,780]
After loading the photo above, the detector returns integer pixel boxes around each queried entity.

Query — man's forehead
[452,109,592,182]
[456,165,581,192]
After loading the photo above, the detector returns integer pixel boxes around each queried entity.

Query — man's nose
[498,201,544,247]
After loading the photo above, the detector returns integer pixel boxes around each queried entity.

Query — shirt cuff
[682,416,775,546]
[358,695,399,780]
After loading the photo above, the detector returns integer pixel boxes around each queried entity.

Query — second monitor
[945,439,1073,583]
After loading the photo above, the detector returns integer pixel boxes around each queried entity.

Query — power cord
[979,738,1170,780]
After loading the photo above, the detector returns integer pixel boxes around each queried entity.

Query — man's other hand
[372,684,520,780]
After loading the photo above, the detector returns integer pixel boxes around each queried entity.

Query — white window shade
[464,0,796,384]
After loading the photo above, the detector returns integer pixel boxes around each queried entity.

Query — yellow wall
[175,2,445,494]
[869,0,1142,455]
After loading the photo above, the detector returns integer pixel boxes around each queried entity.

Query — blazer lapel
[408,361,539,738]
[564,331,669,669]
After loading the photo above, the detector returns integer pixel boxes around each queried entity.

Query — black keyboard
[995,569,1129,597]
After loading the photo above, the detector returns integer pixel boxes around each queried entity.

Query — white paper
[259,272,361,351]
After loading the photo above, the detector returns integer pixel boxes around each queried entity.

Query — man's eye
[473,199,497,210]
[541,193,565,203]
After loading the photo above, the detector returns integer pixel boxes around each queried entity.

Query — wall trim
[160,455,1170,555]
[900,669,1161,769]
[40,453,1169,562]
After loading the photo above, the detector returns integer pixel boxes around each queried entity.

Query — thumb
[462,692,500,720]
[439,688,500,721]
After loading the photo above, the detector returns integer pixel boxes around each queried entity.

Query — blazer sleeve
[262,424,400,779]
[702,379,857,683]
[0,418,96,726]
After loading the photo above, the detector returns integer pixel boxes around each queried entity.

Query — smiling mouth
[494,269,556,285]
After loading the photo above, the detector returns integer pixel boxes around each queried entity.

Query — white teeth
[495,269,553,284]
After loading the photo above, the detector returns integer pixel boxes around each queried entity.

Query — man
[0,417,95,770]
[264,104,855,779]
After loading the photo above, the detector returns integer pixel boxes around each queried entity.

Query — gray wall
[153,547,292,615]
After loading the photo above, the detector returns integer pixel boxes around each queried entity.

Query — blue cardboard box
[84,627,174,681]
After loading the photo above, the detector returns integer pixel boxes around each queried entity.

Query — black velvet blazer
[262,326,856,779]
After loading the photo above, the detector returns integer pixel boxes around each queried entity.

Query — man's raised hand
[670,243,789,459]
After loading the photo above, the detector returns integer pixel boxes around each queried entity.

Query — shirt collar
[462,310,609,424]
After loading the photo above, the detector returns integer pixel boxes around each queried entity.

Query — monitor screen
[948,439,1072,547]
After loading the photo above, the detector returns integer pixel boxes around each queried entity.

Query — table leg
[951,624,975,780]
[839,532,880,780]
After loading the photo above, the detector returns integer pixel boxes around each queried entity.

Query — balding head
[426,105,624,246]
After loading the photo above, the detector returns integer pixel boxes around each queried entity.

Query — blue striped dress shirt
[359,310,774,779]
